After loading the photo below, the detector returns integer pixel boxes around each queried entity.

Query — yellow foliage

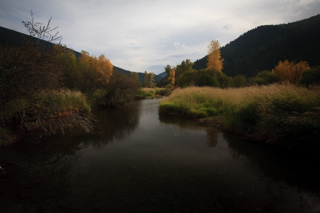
[168,67,176,86]
[206,40,223,72]
[97,54,113,86]
[79,51,113,87]
[273,60,310,83]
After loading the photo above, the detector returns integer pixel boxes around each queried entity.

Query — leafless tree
[22,10,62,44]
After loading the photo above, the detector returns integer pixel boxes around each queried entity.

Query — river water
[0,99,320,212]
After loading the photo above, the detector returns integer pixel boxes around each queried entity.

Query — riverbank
[0,87,172,149]
[159,84,320,151]
[135,87,172,99]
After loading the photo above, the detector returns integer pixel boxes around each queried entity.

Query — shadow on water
[159,114,320,212]
[224,133,320,210]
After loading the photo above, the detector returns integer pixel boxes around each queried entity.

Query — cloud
[0,0,319,74]
[223,24,232,30]
[174,41,188,49]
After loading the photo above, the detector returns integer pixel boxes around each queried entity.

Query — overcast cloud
[1,0,319,74]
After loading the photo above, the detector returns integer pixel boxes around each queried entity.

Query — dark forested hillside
[193,14,320,77]
[0,26,164,83]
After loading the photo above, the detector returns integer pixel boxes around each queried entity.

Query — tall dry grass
[163,84,312,107]
[159,84,320,149]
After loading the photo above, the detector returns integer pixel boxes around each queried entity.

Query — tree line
[160,40,320,89]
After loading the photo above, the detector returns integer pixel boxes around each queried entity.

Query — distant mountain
[157,72,167,79]
[193,14,320,77]
[0,26,165,83]
[113,66,165,83]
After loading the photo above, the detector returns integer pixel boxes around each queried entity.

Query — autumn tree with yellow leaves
[206,40,223,72]
[272,60,310,83]
[168,67,176,86]
[78,51,113,92]
[97,54,113,86]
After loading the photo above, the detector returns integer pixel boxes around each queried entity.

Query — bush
[253,70,280,85]
[298,66,320,87]
[155,88,172,97]
[230,75,247,88]
[89,89,109,107]
[0,89,92,135]
[101,71,140,108]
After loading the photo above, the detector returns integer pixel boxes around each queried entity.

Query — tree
[130,72,140,85]
[78,51,99,93]
[175,59,194,85]
[148,72,156,88]
[165,65,172,79]
[97,54,113,86]
[103,72,140,108]
[144,71,149,87]
[55,45,80,90]
[206,40,223,72]
[168,67,176,86]
[273,60,310,83]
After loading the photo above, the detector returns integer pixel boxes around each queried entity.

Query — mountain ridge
[193,14,320,77]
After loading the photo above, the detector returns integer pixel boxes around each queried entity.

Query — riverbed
[0,99,319,212]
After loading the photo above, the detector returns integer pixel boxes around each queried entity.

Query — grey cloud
[223,24,232,30]
[1,0,319,74]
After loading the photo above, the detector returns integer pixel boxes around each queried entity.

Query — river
[0,99,319,212]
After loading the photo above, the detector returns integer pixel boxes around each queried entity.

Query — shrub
[298,66,320,87]
[89,89,109,107]
[0,89,92,135]
[253,70,280,85]
[102,71,140,108]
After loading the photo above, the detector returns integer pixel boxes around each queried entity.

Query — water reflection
[159,116,220,148]
[159,115,219,148]
[0,102,142,211]
[89,101,141,146]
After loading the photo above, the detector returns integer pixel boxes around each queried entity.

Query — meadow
[159,84,320,150]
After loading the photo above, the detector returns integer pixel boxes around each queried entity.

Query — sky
[0,0,319,74]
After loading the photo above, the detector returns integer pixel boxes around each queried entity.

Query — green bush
[89,89,109,107]
[253,70,280,85]
[298,66,320,87]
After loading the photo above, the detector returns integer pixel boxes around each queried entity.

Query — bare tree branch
[22,10,62,44]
